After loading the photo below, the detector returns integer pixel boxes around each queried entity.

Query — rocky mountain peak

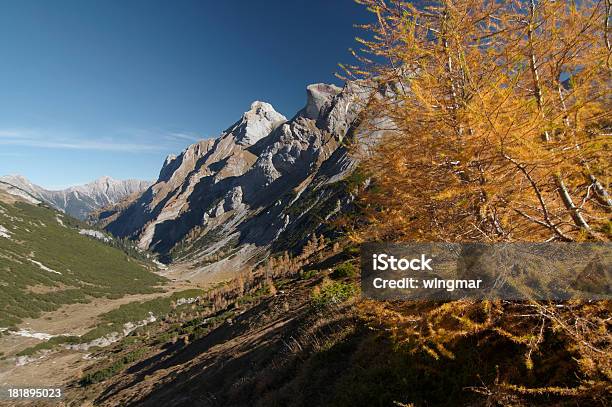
[229,101,286,146]
[249,100,276,115]
[88,175,115,187]
[301,83,343,120]
[74,176,150,193]
[1,174,38,191]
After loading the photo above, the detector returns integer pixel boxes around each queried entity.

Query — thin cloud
[165,132,202,142]
[0,130,30,138]
[0,129,165,152]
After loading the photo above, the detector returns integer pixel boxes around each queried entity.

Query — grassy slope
[67,250,489,407]
[0,200,166,327]
[66,247,609,407]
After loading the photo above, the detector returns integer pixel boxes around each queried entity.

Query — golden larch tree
[345,0,611,243]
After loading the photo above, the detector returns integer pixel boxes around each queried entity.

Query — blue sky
[0,0,371,189]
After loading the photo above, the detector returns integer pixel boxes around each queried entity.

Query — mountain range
[0,175,152,220]
[94,82,373,276]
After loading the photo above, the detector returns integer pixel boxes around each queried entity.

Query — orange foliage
[345,0,611,242]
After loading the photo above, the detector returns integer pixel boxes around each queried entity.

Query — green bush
[330,263,357,279]
[79,348,147,386]
[343,245,360,256]
[300,269,319,280]
[312,281,358,308]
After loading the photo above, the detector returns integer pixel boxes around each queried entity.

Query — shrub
[312,281,358,308]
[79,348,147,386]
[300,269,319,280]
[330,263,357,279]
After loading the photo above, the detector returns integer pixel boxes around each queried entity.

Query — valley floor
[0,262,221,401]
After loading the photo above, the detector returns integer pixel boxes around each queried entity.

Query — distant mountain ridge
[0,175,152,220]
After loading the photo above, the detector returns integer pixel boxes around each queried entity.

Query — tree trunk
[554,175,594,233]
[528,0,550,142]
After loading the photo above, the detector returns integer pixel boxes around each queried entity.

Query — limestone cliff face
[101,82,372,272]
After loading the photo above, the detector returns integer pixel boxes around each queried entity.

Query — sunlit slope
[0,200,166,327]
